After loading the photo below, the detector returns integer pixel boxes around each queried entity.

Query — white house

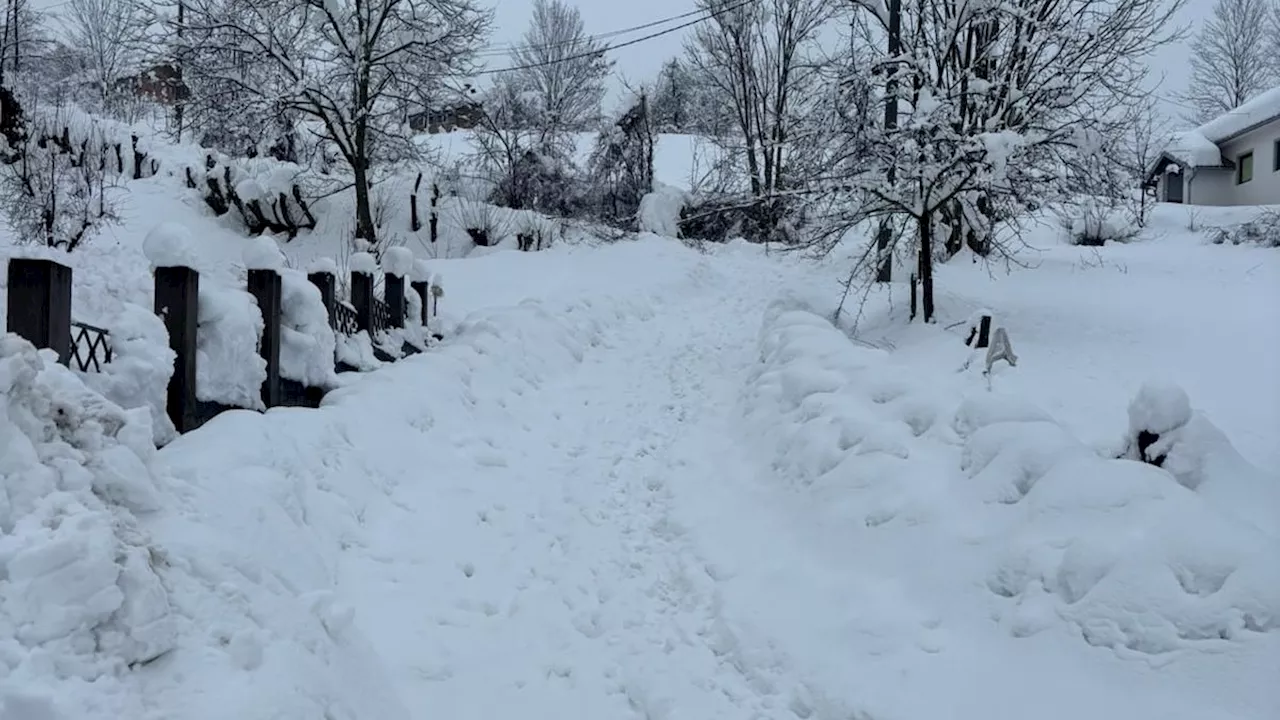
[1145,87,1280,206]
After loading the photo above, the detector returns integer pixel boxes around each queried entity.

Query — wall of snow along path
[742,304,1280,657]
[0,334,411,720]
[122,284,667,720]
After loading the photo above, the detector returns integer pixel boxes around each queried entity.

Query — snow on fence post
[307,257,338,329]
[350,252,377,333]
[383,247,412,329]
[145,223,201,434]
[5,257,72,365]
[244,237,285,409]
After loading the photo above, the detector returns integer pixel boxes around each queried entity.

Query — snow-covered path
[114,239,1276,720]
[342,255,800,718]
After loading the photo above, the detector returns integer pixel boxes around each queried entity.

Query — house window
[1237,151,1253,184]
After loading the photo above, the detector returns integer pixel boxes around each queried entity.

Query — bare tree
[825,0,1187,323]
[684,0,833,217]
[508,0,611,133]
[179,0,491,243]
[60,0,148,109]
[1181,0,1277,123]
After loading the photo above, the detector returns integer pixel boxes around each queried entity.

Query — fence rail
[70,320,113,372]
[334,301,360,336]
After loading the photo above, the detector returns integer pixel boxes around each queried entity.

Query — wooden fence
[4,256,438,434]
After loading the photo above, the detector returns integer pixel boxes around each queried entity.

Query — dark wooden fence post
[247,269,282,408]
[411,279,429,326]
[154,265,199,433]
[6,258,72,364]
[351,269,375,333]
[308,271,336,327]
[385,273,406,328]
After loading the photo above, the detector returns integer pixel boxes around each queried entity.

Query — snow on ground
[4,163,1279,720]
[7,222,1278,719]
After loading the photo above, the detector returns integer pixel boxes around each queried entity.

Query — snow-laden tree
[649,57,692,132]
[178,0,491,243]
[823,0,1186,323]
[684,0,834,217]
[1181,0,1277,123]
[507,0,611,133]
[59,0,149,110]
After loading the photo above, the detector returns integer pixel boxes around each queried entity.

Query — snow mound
[743,304,947,526]
[279,270,338,388]
[80,302,177,446]
[243,235,285,271]
[0,334,175,718]
[142,223,200,269]
[350,252,377,275]
[745,306,1280,657]
[965,388,1280,652]
[196,283,267,410]
[382,247,413,278]
[639,183,688,238]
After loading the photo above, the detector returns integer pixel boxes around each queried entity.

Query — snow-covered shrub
[189,153,319,239]
[1059,199,1138,246]
[0,335,176,703]
[1210,210,1280,248]
[0,99,121,251]
[450,197,514,248]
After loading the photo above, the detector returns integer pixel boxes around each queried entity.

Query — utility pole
[875,0,901,283]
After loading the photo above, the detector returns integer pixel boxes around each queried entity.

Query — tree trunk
[918,211,935,323]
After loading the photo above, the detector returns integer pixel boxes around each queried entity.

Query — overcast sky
[484,0,1213,122]
[30,0,1212,123]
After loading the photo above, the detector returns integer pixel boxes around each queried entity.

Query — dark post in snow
[308,271,337,328]
[385,273,406,329]
[411,279,429,326]
[247,268,282,408]
[154,265,200,433]
[966,313,992,349]
[875,0,902,284]
[429,183,440,244]
[350,269,376,333]
[6,258,73,365]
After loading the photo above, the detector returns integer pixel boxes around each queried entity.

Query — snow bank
[0,334,174,718]
[744,305,1280,656]
[195,284,266,410]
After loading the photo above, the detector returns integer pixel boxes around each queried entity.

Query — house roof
[1145,85,1280,182]
[1195,85,1280,145]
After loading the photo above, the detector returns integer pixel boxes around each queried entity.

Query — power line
[472,0,752,76]
[468,4,723,59]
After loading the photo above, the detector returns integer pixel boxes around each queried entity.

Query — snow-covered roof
[1162,130,1225,168]
[1196,85,1280,144]
[1146,86,1280,179]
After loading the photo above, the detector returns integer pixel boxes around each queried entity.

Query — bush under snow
[638,184,688,238]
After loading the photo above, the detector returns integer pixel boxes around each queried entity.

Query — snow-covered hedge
[742,304,1280,654]
[0,335,175,716]
[1210,210,1280,248]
